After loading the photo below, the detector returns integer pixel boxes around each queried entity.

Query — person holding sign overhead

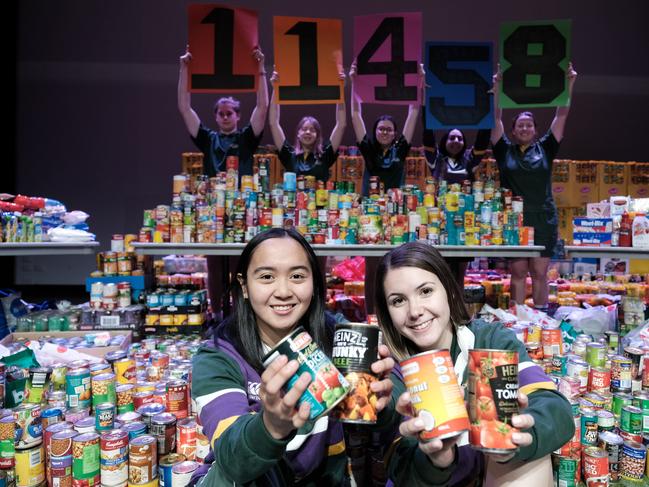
[268,69,346,182]
[177,45,269,178]
[490,62,577,312]
[349,61,425,196]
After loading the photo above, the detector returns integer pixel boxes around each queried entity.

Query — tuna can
[66,367,91,410]
[114,359,136,385]
[611,355,633,393]
[171,461,199,487]
[100,429,128,487]
[332,323,381,424]
[261,327,350,421]
[582,446,609,486]
[598,430,623,482]
[158,453,185,487]
[72,432,100,486]
[165,380,189,420]
[0,414,15,469]
[115,384,135,414]
[15,445,45,487]
[91,373,116,407]
[121,421,147,441]
[49,429,76,487]
[620,440,646,481]
[128,435,157,484]
[468,349,519,454]
[400,349,469,442]
[95,403,116,432]
[176,418,196,460]
[150,413,176,456]
[13,404,42,449]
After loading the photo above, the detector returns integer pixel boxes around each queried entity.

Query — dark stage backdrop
[14,0,649,284]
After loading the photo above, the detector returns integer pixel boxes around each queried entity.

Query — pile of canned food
[0,335,208,487]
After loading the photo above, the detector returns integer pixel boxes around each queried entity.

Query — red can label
[583,446,609,486]
[468,349,519,453]
[176,418,197,461]
[588,367,611,394]
[166,381,189,420]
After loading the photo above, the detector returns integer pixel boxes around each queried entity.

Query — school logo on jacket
[248,381,261,401]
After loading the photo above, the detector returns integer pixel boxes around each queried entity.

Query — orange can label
[541,327,563,357]
[400,350,469,441]
[468,349,519,453]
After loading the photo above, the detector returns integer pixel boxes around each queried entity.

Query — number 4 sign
[353,12,422,105]
[499,19,572,108]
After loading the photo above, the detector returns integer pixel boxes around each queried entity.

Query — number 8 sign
[499,19,572,108]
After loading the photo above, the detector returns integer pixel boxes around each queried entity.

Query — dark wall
[14,0,649,284]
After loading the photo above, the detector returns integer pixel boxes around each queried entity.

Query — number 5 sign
[499,19,572,108]
[353,12,422,105]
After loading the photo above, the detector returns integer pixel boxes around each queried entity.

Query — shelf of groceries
[0,241,100,256]
[565,246,649,260]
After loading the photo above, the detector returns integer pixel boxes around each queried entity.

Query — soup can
[100,429,129,487]
[399,349,469,441]
[468,349,519,454]
[128,435,157,484]
[261,327,350,421]
[171,460,199,487]
[331,323,381,424]
[159,453,185,487]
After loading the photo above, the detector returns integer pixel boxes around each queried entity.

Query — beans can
[331,323,381,424]
[158,453,185,487]
[0,415,15,468]
[95,403,116,432]
[66,367,92,410]
[151,412,176,456]
[598,430,623,482]
[176,418,196,461]
[262,327,350,421]
[100,429,128,487]
[15,445,45,487]
[50,429,76,487]
[400,350,469,442]
[468,349,519,454]
[72,432,100,486]
[583,446,609,486]
[91,373,116,407]
[115,384,135,414]
[621,440,646,481]
[611,355,632,393]
[171,461,199,487]
[128,435,157,484]
[165,380,189,420]
[13,404,42,449]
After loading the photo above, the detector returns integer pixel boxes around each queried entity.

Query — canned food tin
[551,454,579,487]
[401,350,469,442]
[122,421,147,441]
[582,446,609,486]
[100,429,128,487]
[0,415,15,468]
[580,407,599,446]
[128,435,157,484]
[541,326,562,358]
[13,404,42,449]
[40,407,63,434]
[137,403,165,430]
[25,367,51,404]
[165,380,189,420]
[115,383,135,414]
[621,405,643,434]
[623,347,644,380]
[332,323,381,424]
[611,356,633,393]
[50,429,76,487]
[72,432,100,486]
[15,445,45,487]
[261,327,350,421]
[95,403,115,432]
[596,409,615,432]
[620,440,646,481]
[598,430,623,481]
[114,359,136,385]
[468,349,519,454]
[171,461,199,487]
[176,418,196,461]
[158,453,185,487]
[66,368,91,410]
[588,367,611,395]
[151,413,176,456]
[566,358,589,394]
[586,342,606,368]
[73,416,96,434]
[91,373,116,407]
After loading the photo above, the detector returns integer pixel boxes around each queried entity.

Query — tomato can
[620,440,646,481]
[128,435,157,484]
[72,432,101,486]
[400,349,469,442]
[159,453,185,487]
[15,445,45,487]
[100,429,128,487]
[598,430,623,482]
[262,327,350,421]
[332,323,381,424]
[176,418,196,461]
[171,460,199,487]
[468,349,519,453]
[583,446,609,486]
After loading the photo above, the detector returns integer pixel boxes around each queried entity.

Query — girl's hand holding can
[369,344,395,413]
[487,391,534,464]
[260,354,312,439]
[396,392,459,469]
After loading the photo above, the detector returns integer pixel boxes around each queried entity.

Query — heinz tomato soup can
[332,323,381,424]
[468,349,519,453]
[400,349,469,441]
[262,327,350,421]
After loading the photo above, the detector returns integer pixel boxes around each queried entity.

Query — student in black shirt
[268,69,346,182]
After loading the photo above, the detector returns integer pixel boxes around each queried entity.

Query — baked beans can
[166,380,189,420]
[50,429,76,487]
[621,440,646,481]
[581,407,599,446]
[116,384,135,414]
[151,412,177,456]
[95,403,116,432]
[468,349,519,453]
[0,415,15,469]
[92,372,116,407]
[331,323,381,424]
[13,403,42,449]
[114,358,136,385]
[72,432,100,486]
[611,356,632,393]
[582,446,609,486]
[598,430,623,482]
[171,460,199,487]
[176,418,196,461]
[588,367,611,394]
[158,453,185,487]
[15,445,45,487]
[400,349,469,442]
[261,327,350,421]
[100,429,128,487]
[128,435,157,484]
[66,367,92,410]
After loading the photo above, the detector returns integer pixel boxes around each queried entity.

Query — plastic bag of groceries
[554,304,617,335]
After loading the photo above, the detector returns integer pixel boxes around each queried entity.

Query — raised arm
[177,45,201,138]
[249,48,269,137]
[267,69,286,149]
[490,64,504,146]
[402,64,426,144]
[329,71,347,151]
[550,62,577,142]
[349,61,367,144]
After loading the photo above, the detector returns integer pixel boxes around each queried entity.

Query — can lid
[152,412,177,425]
[130,434,156,446]
[172,461,200,474]
[74,432,100,442]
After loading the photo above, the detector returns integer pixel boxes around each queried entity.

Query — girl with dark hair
[268,70,346,182]
[349,61,425,196]
[189,228,396,486]
[490,63,578,311]
[375,241,574,485]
